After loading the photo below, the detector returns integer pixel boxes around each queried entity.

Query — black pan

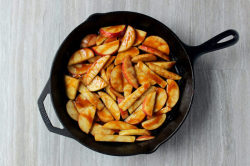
[38,11,239,156]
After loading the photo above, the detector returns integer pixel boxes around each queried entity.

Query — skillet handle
[37,80,73,138]
[184,29,239,62]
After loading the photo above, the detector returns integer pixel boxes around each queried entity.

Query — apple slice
[125,105,146,124]
[65,75,80,100]
[100,69,108,82]
[68,63,92,75]
[78,83,104,110]
[106,64,114,81]
[136,136,155,141]
[97,107,114,123]
[156,106,172,115]
[138,45,170,61]
[103,121,137,130]
[118,83,151,111]
[137,61,167,88]
[118,25,136,52]
[147,63,182,80]
[96,35,107,46]
[105,86,116,100]
[103,56,115,69]
[90,123,115,136]
[94,134,135,143]
[110,64,123,92]
[78,106,96,134]
[142,114,166,130]
[143,36,170,55]
[123,75,133,98]
[99,25,126,38]
[80,34,97,48]
[148,61,176,70]
[117,98,129,119]
[68,48,95,65]
[66,100,79,121]
[86,76,107,91]
[115,47,139,65]
[166,79,180,108]
[142,91,156,116]
[88,55,101,63]
[128,86,157,114]
[119,129,150,136]
[154,88,167,112]
[131,54,157,63]
[81,55,110,85]
[74,94,94,114]
[98,92,120,120]
[92,40,120,56]
[122,56,138,88]
[104,37,118,43]
[134,63,156,85]
[133,29,147,46]
[110,88,124,99]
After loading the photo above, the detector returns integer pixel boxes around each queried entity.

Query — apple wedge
[106,64,114,81]
[133,29,147,46]
[143,36,170,55]
[68,63,92,75]
[103,56,115,69]
[142,114,166,130]
[66,100,79,121]
[138,45,170,61]
[119,129,150,136]
[118,25,136,52]
[74,94,95,114]
[96,35,107,46]
[78,106,96,134]
[98,92,120,120]
[142,91,156,116]
[110,88,124,99]
[147,63,182,80]
[154,88,167,112]
[87,55,101,63]
[137,61,167,88]
[166,79,180,108]
[100,69,108,82]
[118,83,151,111]
[78,83,104,110]
[94,134,135,143]
[110,64,123,92]
[125,105,146,125]
[105,86,116,100]
[148,61,176,70]
[65,75,80,100]
[104,37,118,43]
[136,136,155,141]
[90,123,115,136]
[86,76,107,91]
[128,86,157,114]
[122,56,138,88]
[92,40,120,56]
[68,48,95,66]
[117,98,129,119]
[134,63,156,85]
[80,34,97,48]
[99,25,126,38]
[123,75,133,98]
[131,54,157,63]
[156,106,172,115]
[97,107,114,123]
[81,55,110,85]
[103,121,137,130]
[115,47,139,65]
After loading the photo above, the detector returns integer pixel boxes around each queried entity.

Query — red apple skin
[99,25,126,38]
[138,45,170,61]
[92,40,120,56]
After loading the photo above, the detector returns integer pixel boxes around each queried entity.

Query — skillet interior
[50,11,194,156]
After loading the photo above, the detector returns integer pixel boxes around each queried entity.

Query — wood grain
[0,0,249,165]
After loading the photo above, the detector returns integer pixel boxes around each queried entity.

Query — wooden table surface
[0,0,249,165]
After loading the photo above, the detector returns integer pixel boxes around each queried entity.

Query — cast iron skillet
[37,11,239,156]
